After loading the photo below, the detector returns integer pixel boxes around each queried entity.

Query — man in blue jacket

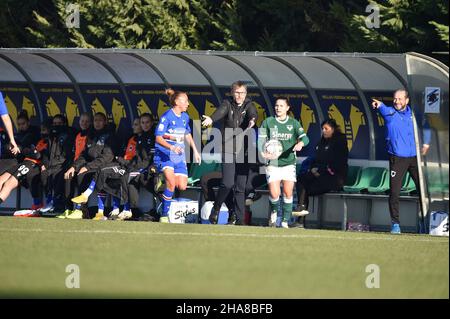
[372,89,430,234]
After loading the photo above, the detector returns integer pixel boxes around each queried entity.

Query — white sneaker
[268,211,277,227]
[40,201,54,213]
[292,209,310,217]
[109,208,120,219]
[281,221,289,229]
[117,210,132,220]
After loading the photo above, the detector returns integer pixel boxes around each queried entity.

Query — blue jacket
[378,103,418,157]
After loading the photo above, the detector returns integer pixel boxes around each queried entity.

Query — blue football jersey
[155,109,191,157]
[0,91,8,116]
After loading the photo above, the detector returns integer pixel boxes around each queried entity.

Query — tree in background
[0,0,448,60]
[0,0,52,47]
[344,0,449,53]
[234,0,367,51]
[1,0,242,50]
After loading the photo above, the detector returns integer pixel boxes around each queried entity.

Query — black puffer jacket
[312,132,349,185]
[13,125,41,162]
[15,125,41,148]
[210,97,258,154]
[72,128,115,171]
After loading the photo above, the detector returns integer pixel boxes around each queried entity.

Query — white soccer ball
[263,139,283,160]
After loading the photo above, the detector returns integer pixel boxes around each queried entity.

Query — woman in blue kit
[154,89,201,223]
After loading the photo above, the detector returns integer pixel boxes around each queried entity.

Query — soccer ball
[263,139,283,160]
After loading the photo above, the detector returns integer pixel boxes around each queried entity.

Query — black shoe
[209,208,219,224]
[235,219,245,226]
[136,214,156,222]
[245,192,262,206]
[227,211,237,225]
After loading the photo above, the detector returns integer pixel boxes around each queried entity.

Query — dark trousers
[10,161,41,199]
[40,167,66,208]
[95,165,130,205]
[297,171,342,209]
[213,161,249,224]
[65,170,97,209]
[389,155,420,224]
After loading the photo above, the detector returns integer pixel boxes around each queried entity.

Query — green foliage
[430,21,449,46]
[234,0,367,52]
[6,0,240,50]
[0,0,53,47]
[0,0,447,56]
[344,0,449,52]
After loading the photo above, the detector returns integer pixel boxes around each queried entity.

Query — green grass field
[0,217,448,298]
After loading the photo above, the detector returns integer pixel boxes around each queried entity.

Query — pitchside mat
[0,217,448,298]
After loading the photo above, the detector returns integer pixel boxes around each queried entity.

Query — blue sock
[97,193,107,212]
[88,180,96,191]
[74,203,81,210]
[33,198,42,206]
[83,179,96,197]
[161,189,174,217]
[124,202,130,211]
[112,196,120,210]
[46,194,53,205]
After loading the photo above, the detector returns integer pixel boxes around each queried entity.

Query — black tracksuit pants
[389,155,421,224]
[95,165,131,205]
[213,161,249,224]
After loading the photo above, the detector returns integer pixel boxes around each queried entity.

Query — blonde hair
[166,88,187,107]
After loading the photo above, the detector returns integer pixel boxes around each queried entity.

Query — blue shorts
[154,153,188,176]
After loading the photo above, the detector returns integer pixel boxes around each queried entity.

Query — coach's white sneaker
[268,211,277,227]
[281,221,289,229]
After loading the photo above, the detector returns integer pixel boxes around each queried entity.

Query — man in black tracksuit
[202,81,258,225]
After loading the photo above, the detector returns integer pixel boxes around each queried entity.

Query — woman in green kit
[258,97,309,228]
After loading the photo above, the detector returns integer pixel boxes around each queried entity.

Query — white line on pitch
[0,227,448,244]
